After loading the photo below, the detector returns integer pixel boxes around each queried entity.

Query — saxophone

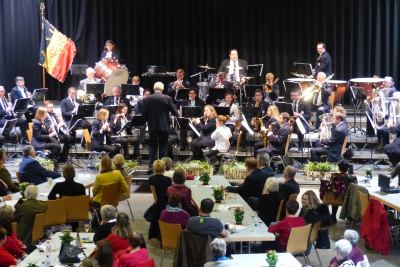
[253,118,260,131]
[257,115,268,142]
[264,78,279,93]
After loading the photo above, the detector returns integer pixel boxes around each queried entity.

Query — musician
[128,76,144,107]
[310,112,349,162]
[142,82,179,173]
[104,86,132,114]
[0,86,29,145]
[218,91,239,133]
[214,72,233,89]
[92,108,118,158]
[290,89,311,152]
[264,73,280,103]
[79,68,102,90]
[254,105,280,157]
[10,76,35,123]
[191,105,217,160]
[100,40,121,61]
[311,72,332,132]
[204,115,232,165]
[167,69,190,105]
[239,89,269,152]
[218,49,248,82]
[44,100,74,161]
[384,122,400,166]
[311,42,332,78]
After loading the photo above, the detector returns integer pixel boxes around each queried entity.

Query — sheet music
[365,111,377,135]
[241,114,254,135]
[295,118,306,134]
[188,122,201,137]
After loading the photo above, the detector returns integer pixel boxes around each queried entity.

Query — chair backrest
[309,221,322,243]
[289,194,298,201]
[284,134,291,156]
[329,92,335,110]
[235,131,243,155]
[27,122,34,145]
[32,212,47,243]
[359,191,369,218]
[83,129,91,151]
[12,222,17,233]
[44,198,67,227]
[158,220,182,250]
[286,223,312,255]
[7,93,11,103]
[63,195,90,221]
[101,183,121,208]
[236,109,241,129]
[150,185,158,203]
[356,255,370,267]
[276,199,284,222]
[137,258,156,267]
[120,175,133,201]
[341,135,349,157]
[16,172,21,184]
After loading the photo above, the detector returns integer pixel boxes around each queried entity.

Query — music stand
[1,118,20,159]
[31,89,47,106]
[246,64,263,77]
[207,88,227,104]
[101,105,117,120]
[244,85,263,99]
[70,104,96,131]
[70,64,88,75]
[146,65,167,74]
[13,98,31,116]
[274,102,294,117]
[121,84,140,96]
[86,83,105,94]
[283,81,303,94]
[349,86,366,137]
[175,89,190,100]
[180,106,203,118]
[241,107,262,119]
[294,63,313,76]
[214,107,230,116]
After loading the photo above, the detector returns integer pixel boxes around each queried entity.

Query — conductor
[142,82,178,174]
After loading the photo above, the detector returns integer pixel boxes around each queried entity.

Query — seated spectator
[90,156,129,208]
[0,149,20,192]
[166,168,197,216]
[106,212,132,256]
[19,146,61,185]
[0,206,26,259]
[330,230,363,266]
[13,185,48,246]
[82,257,100,267]
[161,157,174,178]
[186,198,228,239]
[0,180,12,202]
[160,191,190,230]
[299,190,330,225]
[148,160,172,198]
[257,152,275,179]
[334,239,355,267]
[117,232,148,267]
[94,205,117,244]
[0,227,16,267]
[204,238,237,266]
[48,164,86,200]
[94,239,115,267]
[113,154,129,177]
[278,166,300,220]
[268,200,305,251]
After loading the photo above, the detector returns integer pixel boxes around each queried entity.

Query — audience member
[148,160,172,198]
[93,205,117,243]
[334,239,355,267]
[0,149,20,192]
[0,206,26,259]
[106,212,132,256]
[113,154,129,177]
[204,238,237,267]
[94,239,114,267]
[48,164,86,200]
[299,190,330,225]
[278,165,300,220]
[0,227,16,267]
[161,157,174,178]
[82,257,100,267]
[257,152,275,178]
[117,232,149,267]
[160,191,191,230]
[330,230,363,266]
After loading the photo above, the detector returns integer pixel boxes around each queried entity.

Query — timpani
[329,80,348,103]
[350,78,384,98]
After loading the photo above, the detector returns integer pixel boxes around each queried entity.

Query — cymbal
[198,65,216,70]
[290,72,310,78]
[242,76,254,79]
[226,66,244,70]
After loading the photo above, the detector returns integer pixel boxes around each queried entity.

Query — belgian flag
[38,19,76,83]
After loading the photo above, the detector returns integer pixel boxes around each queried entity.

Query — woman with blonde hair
[191,105,217,160]
[106,212,132,256]
[113,154,129,177]
[148,160,172,198]
[254,105,281,157]
[205,115,232,165]
[299,190,330,225]
[92,108,118,158]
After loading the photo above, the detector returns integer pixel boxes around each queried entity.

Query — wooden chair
[31,212,47,243]
[309,221,323,267]
[44,198,67,228]
[27,122,34,145]
[16,172,21,183]
[119,175,134,220]
[286,224,312,264]
[270,134,291,168]
[359,191,369,219]
[12,222,17,233]
[218,131,243,174]
[235,109,241,130]
[63,195,90,222]
[7,93,12,103]
[150,185,158,203]
[289,194,298,201]
[158,220,182,267]
[90,183,121,224]
[276,199,284,223]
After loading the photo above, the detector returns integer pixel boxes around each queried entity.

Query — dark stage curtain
[0,0,399,103]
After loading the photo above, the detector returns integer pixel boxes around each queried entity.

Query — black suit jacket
[261,123,291,155]
[93,221,116,243]
[92,118,113,151]
[48,180,86,200]
[0,97,15,119]
[213,81,234,90]
[100,50,121,61]
[247,100,270,124]
[32,119,51,151]
[313,83,332,108]
[149,174,172,197]
[291,99,311,133]
[226,169,267,202]
[314,51,333,77]
[10,86,30,104]
[110,114,133,141]
[142,92,178,132]
[385,125,400,154]
[197,117,217,147]
[104,97,132,114]
[260,166,275,179]
[321,121,349,162]
[278,178,300,219]
[61,97,77,122]
[254,192,284,226]
[167,81,191,100]
[218,59,248,77]
[135,99,144,115]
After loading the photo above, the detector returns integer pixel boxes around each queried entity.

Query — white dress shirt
[211,126,232,152]
[228,60,241,81]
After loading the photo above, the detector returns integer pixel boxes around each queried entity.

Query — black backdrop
[0,0,399,102]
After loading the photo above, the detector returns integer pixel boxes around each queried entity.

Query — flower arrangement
[199,172,211,185]
[123,160,139,172]
[19,182,30,197]
[59,230,75,244]
[26,262,41,267]
[303,162,339,181]
[212,187,223,203]
[266,250,278,265]
[234,207,244,224]
[222,161,247,179]
[15,157,55,171]
[175,161,213,176]
[365,168,373,179]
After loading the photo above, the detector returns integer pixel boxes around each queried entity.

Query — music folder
[0,119,18,136]
[208,88,228,103]
[101,105,118,116]
[86,83,105,94]
[13,98,31,112]
[244,85,263,98]
[274,102,294,117]
[214,106,230,116]
[175,89,190,100]
[31,88,48,102]
[180,106,203,118]
[294,62,313,76]
[70,64,88,75]
[241,106,262,119]
[121,84,140,96]
[70,104,96,128]
[246,64,263,77]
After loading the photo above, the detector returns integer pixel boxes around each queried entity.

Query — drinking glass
[83,168,88,175]
[84,223,90,233]
[47,178,53,187]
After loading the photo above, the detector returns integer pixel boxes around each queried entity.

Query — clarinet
[3,98,15,117]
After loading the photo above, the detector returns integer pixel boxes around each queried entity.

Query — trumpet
[264,78,279,93]
[173,80,182,91]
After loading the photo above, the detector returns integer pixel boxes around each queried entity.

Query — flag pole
[40,3,45,88]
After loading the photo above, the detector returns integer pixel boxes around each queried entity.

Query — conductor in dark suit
[218,49,248,82]
[278,166,300,219]
[312,42,332,78]
[225,157,267,203]
[104,85,132,114]
[311,112,349,162]
[290,89,311,152]
[142,82,179,172]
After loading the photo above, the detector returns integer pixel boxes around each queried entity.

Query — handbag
[315,228,330,249]
[59,243,83,263]
[343,144,354,159]
[144,203,155,222]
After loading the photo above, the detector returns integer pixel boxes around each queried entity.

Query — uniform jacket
[104,97,132,114]
[197,117,217,147]
[91,118,113,151]
[61,97,77,122]
[79,78,102,90]
[218,59,248,77]
[321,121,349,162]
[263,123,291,155]
[226,168,267,202]
[291,99,311,132]
[10,86,30,104]
[314,50,333,77]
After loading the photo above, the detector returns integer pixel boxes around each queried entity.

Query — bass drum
[94,58,129,96]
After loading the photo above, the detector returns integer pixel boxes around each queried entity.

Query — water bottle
[222,161,227,170]
[41,261,45,267]
[254,216,259,233]
[46,241,51,254]
[45,255,50,267]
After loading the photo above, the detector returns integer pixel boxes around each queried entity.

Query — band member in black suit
[254,105,280,157]
[290,89,311,152]
[384,122,400,166]
[218,91,239,133]
[135,90,151,146]
[191,105,217,160]
[310,72,332,132]
[44,101,74,162]
[92,108,118,158]
[257,112,291,157]
[104,86,132,114]
[10,76,35,123]
[110,103,139,160]
[0,86,29,145]
[218,49,248,82]
[100,40,121,61]
[214,72,234,89]
[310,112,349,162]
[167,69,191,108]
[178,88,204,150]
[240,89,270,151]
[142,82,179,172]
[264,73,280,103]
[310,42,332,78]
[79,68,102,90]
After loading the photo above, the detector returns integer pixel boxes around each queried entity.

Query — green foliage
[234,207,244,220]
[199,172,211,184]
[27,262,41,267]
[123,160,139,170]
[19,182,30,196]
[59,230,75,244]
[266,250,278,263]
[365,168,373,176]
[212,187,223,198]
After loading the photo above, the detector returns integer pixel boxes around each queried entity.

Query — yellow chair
[286,224,312,264]
[289,194,298,202]
[158,220,182,267]
[16,172,21,184]
[44,198,67,228]
[276,199,284,223]
[90,183,121,223]
[63,195,90,222]
[12,222,17,233]
[7,93,11,103]
[83,129,92,151]
[309,221,322,267]
[119,175,134,220]
[27,122,34,145]
[32,213,47,243]
[150,185,158,203]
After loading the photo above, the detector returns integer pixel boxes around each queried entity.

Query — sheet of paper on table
[217,204,231,210]
[5,200,18,207]
[39,193,50,196]
[227,223,247,230]
[230,204,244,208]
[12,192,22,200]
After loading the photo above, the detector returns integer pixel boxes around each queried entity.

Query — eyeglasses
[189,92,196,95]
[302,198,309,201]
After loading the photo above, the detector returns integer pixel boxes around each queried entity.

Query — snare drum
[286,78,316,91]
[350,78,384,98]
[94,58,129,96]
[329,80,347,103]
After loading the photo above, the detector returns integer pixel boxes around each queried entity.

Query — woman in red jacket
[0,227,16,267]
[106,213,132,257]
[0,206,26,259]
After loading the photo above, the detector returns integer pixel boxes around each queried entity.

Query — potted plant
[212,187,223,203]
[123,160,139,173]
[200,161,214,176]
[303,162,317,180]
[59,230,75,244]
[234,207,244,225]
[199,172,211,185]
[266,250,278,266]
[365,168,373,180]
[19,182,30,198]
